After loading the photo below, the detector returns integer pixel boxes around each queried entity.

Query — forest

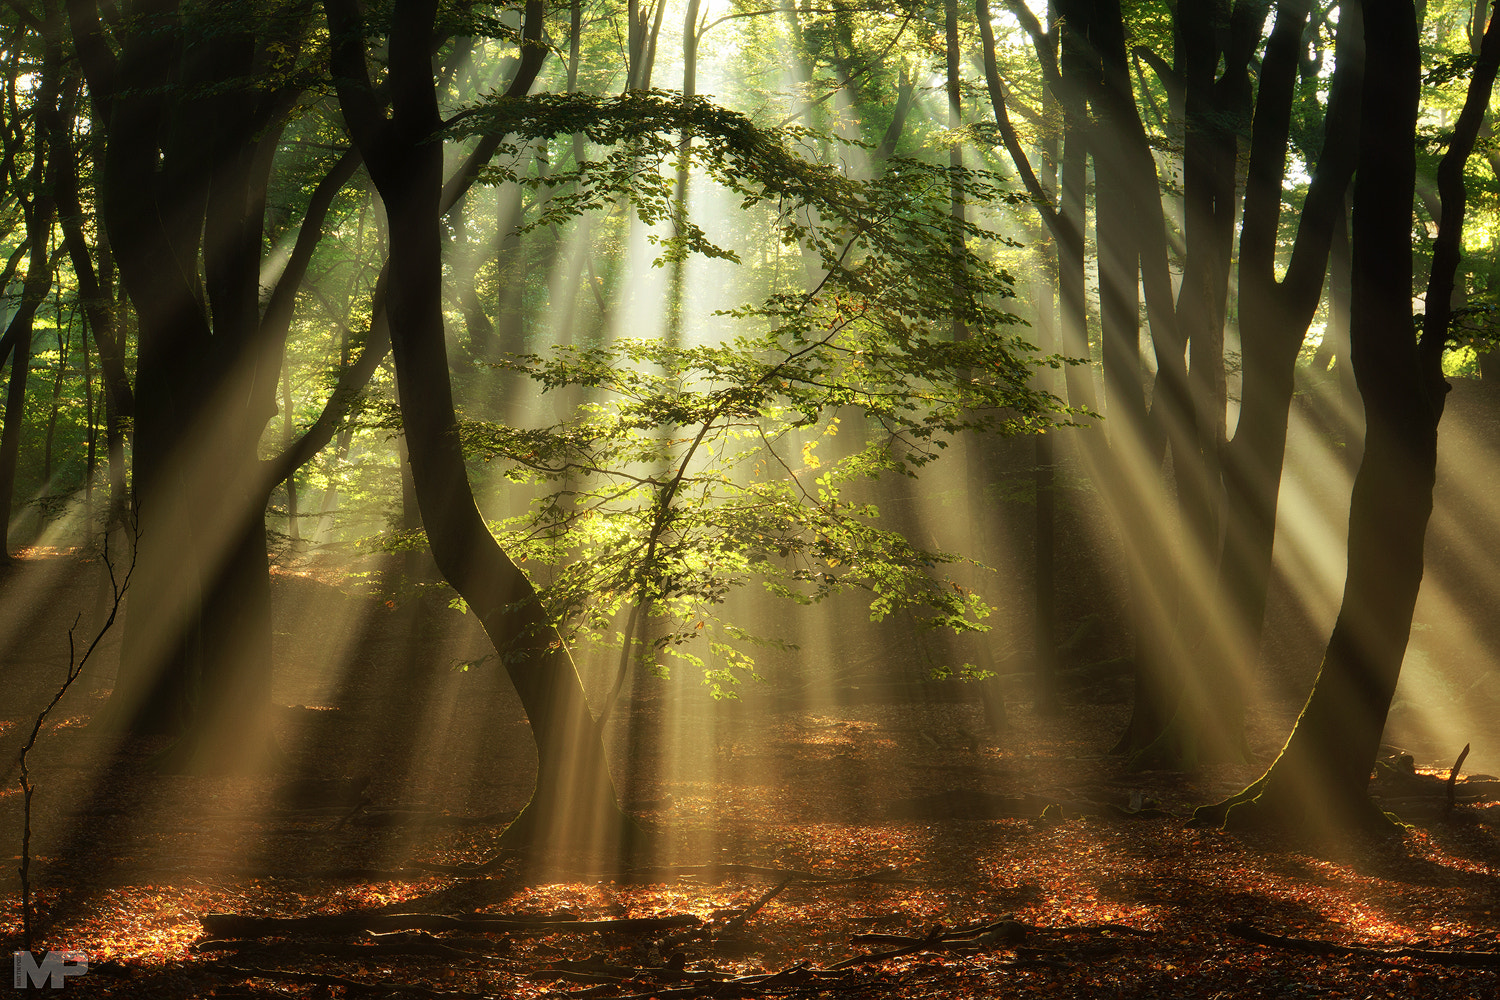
[4,0,1500,996]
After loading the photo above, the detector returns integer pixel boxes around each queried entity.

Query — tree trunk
[1085,0,1180,758]
[0,27,61,559]
[326,0,634,855]
[1198,0,1499,835]
[1216,0,1362,734]
[73,2,296,769]
[1030,1,1063,716]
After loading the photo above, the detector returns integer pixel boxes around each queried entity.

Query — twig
[718,876,793,938]
[1447,743,1471,817]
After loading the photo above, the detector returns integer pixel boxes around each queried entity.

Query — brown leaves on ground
[7,723,1500,998]
[3,559,1500,998]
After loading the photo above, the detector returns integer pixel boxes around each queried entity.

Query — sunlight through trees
[6,1,1500,995]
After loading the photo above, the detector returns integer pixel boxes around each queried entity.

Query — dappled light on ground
[5,560,1500,997]
[6,773,1500,997]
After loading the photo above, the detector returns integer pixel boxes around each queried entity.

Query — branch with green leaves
[431,89,1087,696]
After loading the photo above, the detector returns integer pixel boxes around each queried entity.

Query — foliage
[441,92,1079,690]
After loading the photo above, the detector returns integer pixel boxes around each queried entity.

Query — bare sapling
[17,525,135,952]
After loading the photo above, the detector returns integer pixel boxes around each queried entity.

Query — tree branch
[323,0,384,153]
[977,0,1063,239]
[1420,3,1500,371]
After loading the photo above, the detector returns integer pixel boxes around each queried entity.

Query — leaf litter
[3,561,1500,998]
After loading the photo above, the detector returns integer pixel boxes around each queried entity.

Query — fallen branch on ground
[201,911,700,940]
[719,877,794,938]
[1228,922,1500,967]
[1447,743,1472,817]
[193,933,506,961]
[834,915,1155,969]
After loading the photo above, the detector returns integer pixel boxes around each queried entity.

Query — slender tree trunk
[81,290,96,541]
[0,28,61,558]
[1032,283,1060,715]
[282,351,299,540]
[42,290,68,486]
[326,0,633,853]
[1056,2,1093,415]
[1028,1,1063,716]
[1217,0,1362,712]
[0,237,50,555]
[55,84,129,540]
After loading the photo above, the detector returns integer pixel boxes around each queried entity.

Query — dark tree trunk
[1029,1,1063,716]
[0,247,49,556]
[1032,288,1060,715]
[997,0,1356,766]
[69,0,306,768]
[1309,193,1363,461]
[0,26,62,558]
[1198,0,1500,835]
[1056,1,1093,414]
[1119,1,1261,767]
[1084,0,1182,758]
[325,0,633,854]
[1216,0,1362,726]
[981,0,1087,712]
[55,88,132,499]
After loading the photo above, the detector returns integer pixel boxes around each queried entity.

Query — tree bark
[1216,0,1362,731]
[1198,0,1500,835]
[69,0,308,770]
[325,0,634,853]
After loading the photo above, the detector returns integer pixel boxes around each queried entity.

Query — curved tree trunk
[325,0,634,855]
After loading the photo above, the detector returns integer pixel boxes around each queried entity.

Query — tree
[57,0,538,773]
[322,0,1069,848]
[323,0,640,851]
[66,0,334,771]
[0,4,63,559]
[983,0,1364,767]
[1197,0,1500,835]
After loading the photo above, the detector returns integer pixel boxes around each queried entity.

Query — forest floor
[3,554,1500,999]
